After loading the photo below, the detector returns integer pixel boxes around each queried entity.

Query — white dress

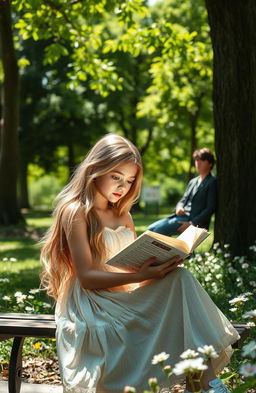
[55,226,240,393]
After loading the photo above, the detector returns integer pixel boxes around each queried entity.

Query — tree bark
[19,158,30,209]
[205,0,256,256]
[188,93,204,180]
[0,0,22,225]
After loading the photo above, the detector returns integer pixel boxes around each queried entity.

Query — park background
[0,0,255,392]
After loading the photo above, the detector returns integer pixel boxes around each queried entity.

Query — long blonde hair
[40,134,143,300]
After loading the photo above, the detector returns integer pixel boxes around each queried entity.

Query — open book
[105,225,210,269]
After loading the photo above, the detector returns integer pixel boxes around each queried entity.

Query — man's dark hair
[193,148,215,168]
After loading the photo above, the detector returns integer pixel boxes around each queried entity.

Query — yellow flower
[33,341,42,349]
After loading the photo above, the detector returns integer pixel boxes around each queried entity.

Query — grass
[0,211,52,300]
[0,210,214,297]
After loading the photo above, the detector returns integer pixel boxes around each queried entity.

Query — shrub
[29,176,63,210]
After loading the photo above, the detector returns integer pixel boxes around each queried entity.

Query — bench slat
[0,312,54,321]
[0,313,56,338]
[0,313,250,344]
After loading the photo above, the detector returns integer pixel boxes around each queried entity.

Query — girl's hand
[137,255,183,281]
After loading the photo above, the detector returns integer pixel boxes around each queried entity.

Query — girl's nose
[118,180,125,188]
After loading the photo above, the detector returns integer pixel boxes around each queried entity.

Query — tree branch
[43,0,82,34]
[140,127,153,156]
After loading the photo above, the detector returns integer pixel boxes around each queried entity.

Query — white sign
[141,186,161,202]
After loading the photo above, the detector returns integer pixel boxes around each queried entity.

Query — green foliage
[186,246,256,315]
[29,175,63,209]
[12,0,148,94]
[10,0,215,191]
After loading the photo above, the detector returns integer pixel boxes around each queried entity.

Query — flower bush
[123,337,256,392]
[185,243,256,315]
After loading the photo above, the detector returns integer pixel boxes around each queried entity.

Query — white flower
[2,257,8,261]
[123,386,136,393]
[228,267,236,274]
[249,281,256,287]
[180,349,199,359]
[229,307,237,312]
[198,345,219,359]
[148,377,158,388]
[42,302,51,309]
[9,257,17,262]
[3,296,11,301]
[163,365,171,372]
[25,306,34,312]
[239,363,256,377]
[246,322,255,327]
[0,278,10,283]
[243,310,256,319]
[229,295,249,305]
[242,341,256,358]
[173,358,208,375]
[242,263,249,269]
[216,274,222,279]
[14,291,23,297]
[16,295,27,303]
[224,253,231,258]
[152,352,170,365]
[224,244,230,248]
[29,288,40,294]
[205,274,212,282]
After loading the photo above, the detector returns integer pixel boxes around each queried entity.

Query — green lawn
[0,211,214,298]
[0,211,213,280]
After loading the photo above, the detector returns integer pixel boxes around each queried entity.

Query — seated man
[148,148,217,236]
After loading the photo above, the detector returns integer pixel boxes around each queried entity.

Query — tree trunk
[19,158,30,209]
[188,93,204,181]
[0,0,22,225]
[205,0,256,256]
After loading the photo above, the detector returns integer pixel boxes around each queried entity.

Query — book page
[105,233,188,270]
[146,230,190,253]
[177,225,210,252]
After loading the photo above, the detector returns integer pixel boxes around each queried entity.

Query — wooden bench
[0,312,251,393]
[0,313,56,393]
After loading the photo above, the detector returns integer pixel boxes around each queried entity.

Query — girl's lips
[113,193,122,198]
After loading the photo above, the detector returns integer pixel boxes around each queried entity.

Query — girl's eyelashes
[111,175,120,181]
[111,175,134,185]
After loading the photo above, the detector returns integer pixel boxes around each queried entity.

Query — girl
[41,134,239,393]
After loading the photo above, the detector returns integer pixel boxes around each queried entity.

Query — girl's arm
[63,208,182,290]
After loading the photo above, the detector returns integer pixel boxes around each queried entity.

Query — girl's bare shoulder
[61,202,86,231]
[122,211,136,235]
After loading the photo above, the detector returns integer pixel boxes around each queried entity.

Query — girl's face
[94,162,138,204]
